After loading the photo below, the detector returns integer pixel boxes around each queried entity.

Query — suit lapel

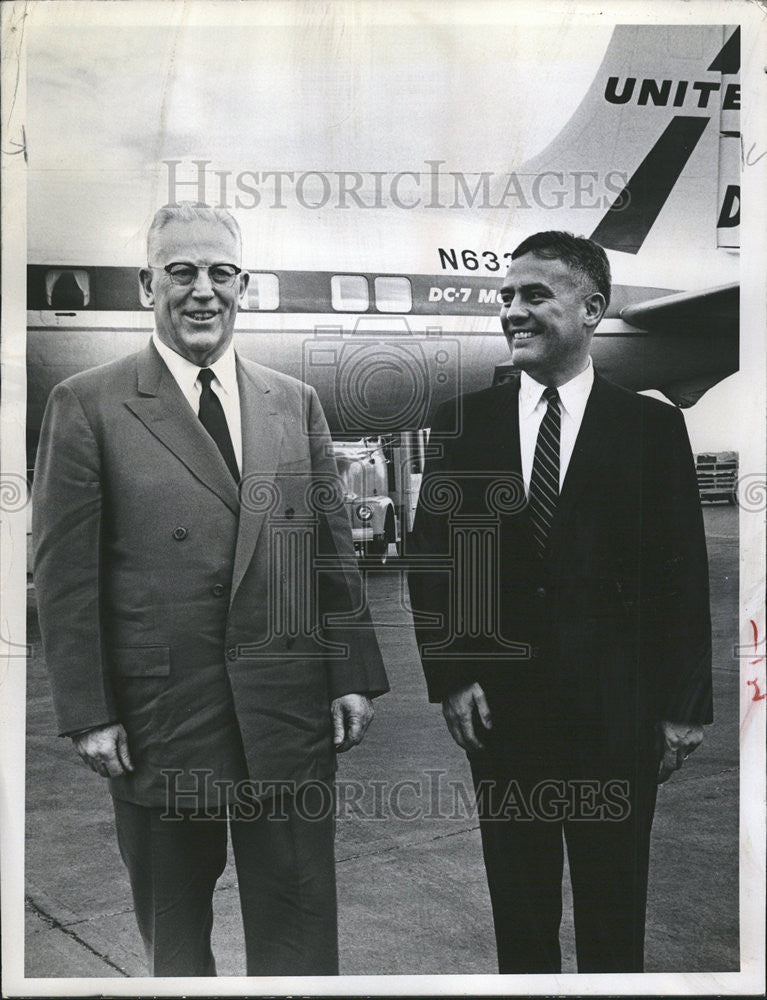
[490,378,524,478]
[125,343,240,514]
[490,378,537,554]
[549,372,622,542]
[229,357,284,605]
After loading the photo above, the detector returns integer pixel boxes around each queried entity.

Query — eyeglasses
[152,262,243,288]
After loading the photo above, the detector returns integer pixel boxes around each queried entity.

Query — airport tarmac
[21,504,739,979]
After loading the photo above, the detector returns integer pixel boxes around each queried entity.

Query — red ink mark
[749,620,765,665]
[747,679,766,702]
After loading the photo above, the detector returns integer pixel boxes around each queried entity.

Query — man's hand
[72,723,134,778]
[657,720,703,784]
[442,682,492,751]
[331,694,374,752]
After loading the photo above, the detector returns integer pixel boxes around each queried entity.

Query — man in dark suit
[409,231,712,973]
[32,202,389,977]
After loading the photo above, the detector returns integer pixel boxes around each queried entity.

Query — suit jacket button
[212,584,225,597]
[227,647,237,661]
[285,507,295,519]
[172,526,188,541]
[535,586,547,599]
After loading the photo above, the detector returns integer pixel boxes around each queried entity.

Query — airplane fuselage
[26,265,738,449]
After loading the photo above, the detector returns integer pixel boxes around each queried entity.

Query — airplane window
[46,269,90,308]
[374,276,412,313]
[244,272,280,311]
[331,275,369,312]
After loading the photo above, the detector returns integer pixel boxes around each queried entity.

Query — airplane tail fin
[520,25,740,256]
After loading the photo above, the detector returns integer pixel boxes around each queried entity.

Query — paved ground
[22,505,739,979]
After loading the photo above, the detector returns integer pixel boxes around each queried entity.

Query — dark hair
[511,231,611,308]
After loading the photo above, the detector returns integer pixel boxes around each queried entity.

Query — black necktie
[528,386,560,555]
[197,368,239,482]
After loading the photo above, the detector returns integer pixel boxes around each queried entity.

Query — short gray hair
[147,202,242,263]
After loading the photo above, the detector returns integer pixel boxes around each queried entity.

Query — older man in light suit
[32,202,389,977]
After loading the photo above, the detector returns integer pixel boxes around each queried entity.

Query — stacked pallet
[696,451,738,504]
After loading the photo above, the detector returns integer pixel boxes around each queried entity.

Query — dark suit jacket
[33,342,389,806]
[409,372,712,766]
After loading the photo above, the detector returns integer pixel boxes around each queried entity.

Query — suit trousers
[113,784,338,977]
[469,743,659,974]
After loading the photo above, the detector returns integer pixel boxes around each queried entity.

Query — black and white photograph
[0,0,765,995]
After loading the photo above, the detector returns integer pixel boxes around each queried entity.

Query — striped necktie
[197,368,240,482]
[528,386,560,555]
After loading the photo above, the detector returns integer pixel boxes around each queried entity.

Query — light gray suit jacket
[33,341,388,806]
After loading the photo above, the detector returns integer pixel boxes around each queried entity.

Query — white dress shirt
[518,358,594,494]
[152,332,243,475]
